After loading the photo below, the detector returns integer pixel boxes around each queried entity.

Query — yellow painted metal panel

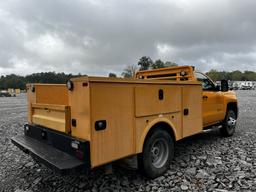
[34,84,68,105]
[69,81,91,141]
[31,103,71,133]
[90,83,135,167]
[135,66,196,81]
[27,85,36,123]
[71,76,200,85]
[135,114,182,153]
[182,86,203,138]
[135,85,182,117]
[202,91,225,126]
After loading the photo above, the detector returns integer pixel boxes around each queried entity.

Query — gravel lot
[1,91,256,192]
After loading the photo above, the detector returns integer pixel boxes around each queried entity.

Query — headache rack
[135,66,196,81]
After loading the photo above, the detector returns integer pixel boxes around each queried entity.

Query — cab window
[195,72,215,91]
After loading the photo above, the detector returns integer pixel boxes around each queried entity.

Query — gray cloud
[0,0,256,76]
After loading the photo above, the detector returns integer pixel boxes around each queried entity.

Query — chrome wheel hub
[151,138,169,168]
[227,117,236,127]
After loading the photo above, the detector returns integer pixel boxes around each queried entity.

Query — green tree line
[206,70,256,81]
[0,72,83,90]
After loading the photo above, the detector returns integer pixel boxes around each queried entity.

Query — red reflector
[75,150,84,160]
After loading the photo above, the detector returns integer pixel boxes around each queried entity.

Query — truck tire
[220,110,237,137]
[138,129,174,178]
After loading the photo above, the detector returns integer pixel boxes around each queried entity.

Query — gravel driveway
[1,91,256,192]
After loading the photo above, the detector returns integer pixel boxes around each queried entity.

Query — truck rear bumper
[11,124,90,174]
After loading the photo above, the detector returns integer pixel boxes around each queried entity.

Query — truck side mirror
[221,80,229,92]
[215,85,221,91]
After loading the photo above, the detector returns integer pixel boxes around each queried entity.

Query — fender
[223,91,238,118]
[137,117,178,153]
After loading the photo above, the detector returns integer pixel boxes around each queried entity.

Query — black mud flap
[12,135,86,174]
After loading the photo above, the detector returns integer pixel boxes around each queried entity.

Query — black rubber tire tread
[220,110,236,137]
[138,129,174,179]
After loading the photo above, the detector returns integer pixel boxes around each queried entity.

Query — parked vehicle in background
[0,90,12,97]
[240,85,253,90]
[8,88,22,96]
[0,88,22,97]
[232,81,256,90]
[12,66,238,178]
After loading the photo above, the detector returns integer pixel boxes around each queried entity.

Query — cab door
[195,72,224,127]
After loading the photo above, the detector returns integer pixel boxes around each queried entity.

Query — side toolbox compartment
[26,84,71,134]
[182,85,203,137]
[31,103,71,133]
[89,82,135,167]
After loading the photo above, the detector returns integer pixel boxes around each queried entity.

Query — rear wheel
[220,110,237,137]
[138,129,174,178]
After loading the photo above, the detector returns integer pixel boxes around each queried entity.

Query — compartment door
[182,86,203,138]
[90,84,134,167]
[31,103,71,133]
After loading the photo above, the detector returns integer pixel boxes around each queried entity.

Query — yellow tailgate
[31,103,71,133]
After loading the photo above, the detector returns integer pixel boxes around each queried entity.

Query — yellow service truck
[12,66,238,178]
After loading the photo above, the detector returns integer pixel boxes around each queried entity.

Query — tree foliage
[0,72,84,90]
[138,56,153,71]
[151,59,165,69]
[206,70,256,81]
[121,65,138,78]
[108,73,117,77]
[121,57,179,78]
[137,56,178,71]
[165,61,178,67]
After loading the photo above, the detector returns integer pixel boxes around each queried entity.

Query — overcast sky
[0,0,256,76]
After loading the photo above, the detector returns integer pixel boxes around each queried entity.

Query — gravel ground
[1,91,256,192]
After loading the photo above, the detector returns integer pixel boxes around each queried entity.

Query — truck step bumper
[12,135,85,173]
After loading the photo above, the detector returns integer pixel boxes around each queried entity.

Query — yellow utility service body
[12,66,238,178]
